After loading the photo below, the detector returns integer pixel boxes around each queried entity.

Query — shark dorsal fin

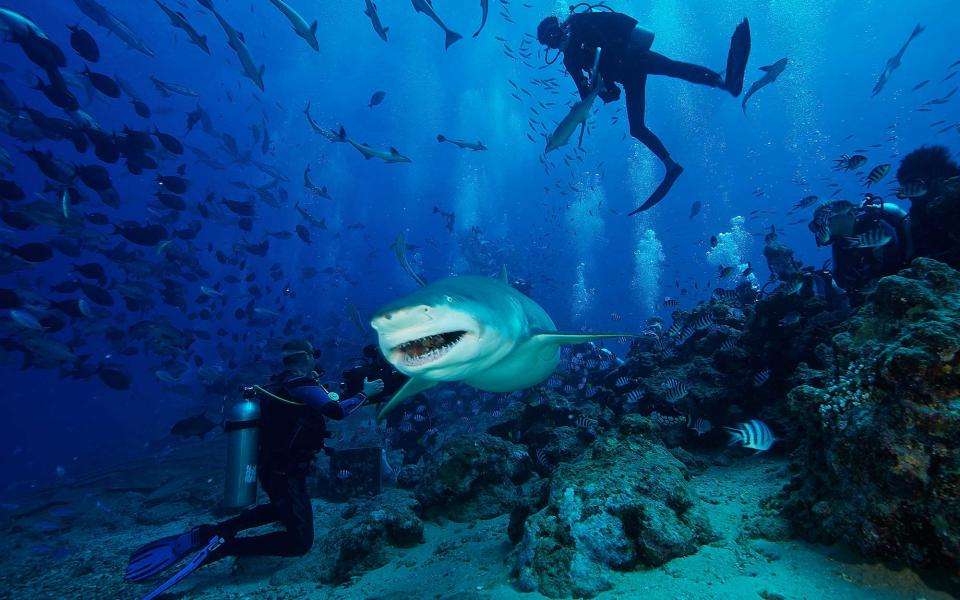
[760,65,772,72]
[390,147,400,155]
[499,265,509,285]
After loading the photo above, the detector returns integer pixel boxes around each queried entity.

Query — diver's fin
[377,377,437,421]
[724,18,751,97]
[125,527,208,583]
[142,535,223,600]
[629,163,683,215]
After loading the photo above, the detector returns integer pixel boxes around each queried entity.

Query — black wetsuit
[562,11,724,164]
[211,373,367,559]
[832,204,910,300]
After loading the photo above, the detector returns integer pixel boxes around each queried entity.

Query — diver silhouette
[537,4,751,214]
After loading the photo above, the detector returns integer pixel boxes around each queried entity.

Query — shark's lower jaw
[394,330,466,367]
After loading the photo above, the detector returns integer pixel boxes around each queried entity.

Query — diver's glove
[363,377,385,397]
[598,82,621,103]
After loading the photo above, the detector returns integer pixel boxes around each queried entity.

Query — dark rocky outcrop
[512,433,715,598]
[782,258,960,577]
[415,433,533,521]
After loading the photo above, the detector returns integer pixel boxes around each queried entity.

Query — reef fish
[742,58,788,113]
[726,419,776,453]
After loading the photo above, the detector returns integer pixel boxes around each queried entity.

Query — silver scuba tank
[223,390,261,510]
[629,25,654,52]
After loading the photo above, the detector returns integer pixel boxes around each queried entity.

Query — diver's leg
[641,51,724,88]
[212,469,314,559]
[624,77,683,214]
[624,75,672,162]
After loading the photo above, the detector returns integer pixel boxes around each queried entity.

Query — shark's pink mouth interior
[395,330,466,366]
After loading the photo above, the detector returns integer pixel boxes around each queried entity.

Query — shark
[437,134,487,151]
[742,58,788,114]
[363,0,389,42]
[410,0,463,50]
[0,8,48,39]
[72,0,155,57]
[336,126,412,163]
[267,0,319,52]
[370,271,631,419]
[872,23,925,97]
[474,0,489,38]
[198,0,265,91]
[545,48,602,154]
[152,0,209,54]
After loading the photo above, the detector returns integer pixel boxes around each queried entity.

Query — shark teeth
[396,331,466,366]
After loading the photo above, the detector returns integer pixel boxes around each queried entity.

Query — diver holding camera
[124,340,383,599]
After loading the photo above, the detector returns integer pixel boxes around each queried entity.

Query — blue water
[0,0,957,496]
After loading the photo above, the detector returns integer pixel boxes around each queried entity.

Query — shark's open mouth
[395,330,466,366]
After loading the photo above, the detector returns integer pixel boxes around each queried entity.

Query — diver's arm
[287,385,368,420]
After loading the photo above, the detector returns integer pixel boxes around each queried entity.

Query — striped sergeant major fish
[845,227,893,249]
[865,163,891,187]
[725,419,776,453]
[686,414,712,436]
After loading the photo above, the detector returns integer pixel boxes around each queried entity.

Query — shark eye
[444,295,454,303]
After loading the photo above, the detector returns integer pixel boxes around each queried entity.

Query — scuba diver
[124,340,384,599]
[810,195,912,301]
[536,4,752,214]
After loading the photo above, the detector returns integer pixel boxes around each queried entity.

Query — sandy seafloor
[1,454,956,600]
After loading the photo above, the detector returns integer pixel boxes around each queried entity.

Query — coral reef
[414,433,533,521]
[782,258,960,576]
[313,488,425,583]
[512,426,715,598]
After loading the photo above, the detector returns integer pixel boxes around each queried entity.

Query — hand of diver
[598,82,621,103]
[363,377,385,397]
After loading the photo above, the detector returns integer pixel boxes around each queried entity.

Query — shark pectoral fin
[376,377,437,421]
[499,264,509,285]
[759,65,772,72]
[530,330,635,348]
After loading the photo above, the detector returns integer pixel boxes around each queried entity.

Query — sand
[2,454,956,600]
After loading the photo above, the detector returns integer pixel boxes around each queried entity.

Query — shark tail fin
[445,30,463,49]
[437,134,446,143]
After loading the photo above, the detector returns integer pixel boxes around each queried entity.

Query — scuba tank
[222,388,261,510]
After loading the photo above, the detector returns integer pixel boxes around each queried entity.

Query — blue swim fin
[141,535,223,600]
[125,526,211,582]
